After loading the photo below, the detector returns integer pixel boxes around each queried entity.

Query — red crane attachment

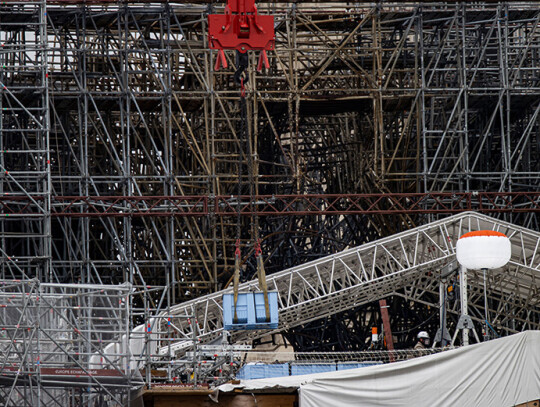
[208,0,274,71]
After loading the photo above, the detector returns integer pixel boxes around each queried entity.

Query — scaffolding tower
[38,0,540,296]
[0,0,51,281]
[0,280,137,406]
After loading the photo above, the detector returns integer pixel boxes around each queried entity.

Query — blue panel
[236,367,246,380]
[236,363,289,380]
[264,363,289,378]
[291,363,336,376]
[254,293,269,323]
[223,292,279,330]
[337,362,382,370]
[254,292,279,325]
[337,362,362,370]
[222,294,234,329]
[233,293,248,324]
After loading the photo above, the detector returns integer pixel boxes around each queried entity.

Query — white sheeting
[218,331,540,407]
[218,368,333,393]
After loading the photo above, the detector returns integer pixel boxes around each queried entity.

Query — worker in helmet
[414,331,430,350]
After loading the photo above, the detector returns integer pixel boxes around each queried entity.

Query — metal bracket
[434,326,452,346]
[456,314,474,330]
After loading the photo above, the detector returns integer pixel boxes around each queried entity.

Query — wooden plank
[149,393,297,407]
[515,401,539,407]
[379,299,394,350]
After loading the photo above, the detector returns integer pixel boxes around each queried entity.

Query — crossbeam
[0,192,539,217]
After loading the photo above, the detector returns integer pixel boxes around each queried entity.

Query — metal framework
[160,212,540,353]
[0,0,51,281]
[85,212,540,386]
[1,0,537,296]
[1,0,540,397]
[5,191,540,217]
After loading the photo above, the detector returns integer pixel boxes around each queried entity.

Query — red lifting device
[208,0,275,71]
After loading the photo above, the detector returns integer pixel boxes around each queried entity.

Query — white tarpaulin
[218,331,540,406]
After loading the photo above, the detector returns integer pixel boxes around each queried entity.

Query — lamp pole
[482,267,489,341]
[459,265,469,346]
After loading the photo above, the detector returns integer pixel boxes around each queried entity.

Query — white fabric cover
[219,331,540,407]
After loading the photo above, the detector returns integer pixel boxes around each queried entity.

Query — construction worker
[414,331,430,350]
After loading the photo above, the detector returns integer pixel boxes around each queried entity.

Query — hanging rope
[254,238,271,322]
[233,50,271,324]
[233,239,241,324]
[232,51,248,324]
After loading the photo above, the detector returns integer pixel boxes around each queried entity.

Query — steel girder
[159,212,540,355]
[4,192,540,217]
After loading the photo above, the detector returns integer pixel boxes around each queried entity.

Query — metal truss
[161,212,540,354]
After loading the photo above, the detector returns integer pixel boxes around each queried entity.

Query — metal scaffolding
[1,0,540,395]
[0,0,51,282]
[39,0,540,295]
[0,280,137,406]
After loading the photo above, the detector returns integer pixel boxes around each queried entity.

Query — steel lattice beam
[153,212,540,356]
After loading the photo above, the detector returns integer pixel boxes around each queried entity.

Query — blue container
[223,292,279,330]
[337,361,382,370]
[236,363,289,380]
[290,363,336,376]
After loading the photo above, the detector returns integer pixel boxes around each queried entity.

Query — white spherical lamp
[456,230,511,270]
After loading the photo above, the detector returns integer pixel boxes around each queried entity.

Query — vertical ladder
[0,0,50,405]
[0,0,51,280]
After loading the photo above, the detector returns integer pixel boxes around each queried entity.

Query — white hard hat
[417,331,429,340]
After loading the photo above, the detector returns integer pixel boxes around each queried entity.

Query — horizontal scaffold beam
[1,192,540,217]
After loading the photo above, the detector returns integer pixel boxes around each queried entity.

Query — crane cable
[232,56,247,324]
[246,83,271,323]
[233,127,241,324]
[233,52,271,323]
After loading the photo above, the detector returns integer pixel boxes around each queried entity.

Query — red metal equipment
[208,0,275,70]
